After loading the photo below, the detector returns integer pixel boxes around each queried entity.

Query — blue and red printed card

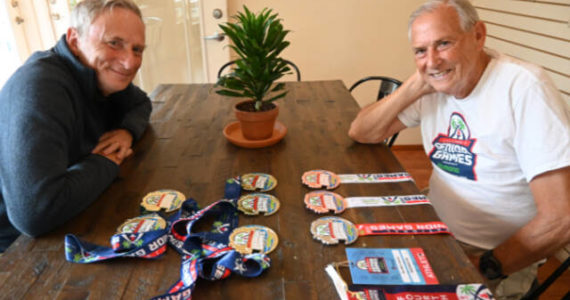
[346,248,439,285]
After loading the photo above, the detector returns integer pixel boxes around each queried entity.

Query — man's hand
[348,70,435,144]
[92,129,134,165]
[96,149,134,165]
[408,69,436,99]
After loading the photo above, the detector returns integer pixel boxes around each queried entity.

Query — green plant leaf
[215,5,292,111]
[265,91,288,103]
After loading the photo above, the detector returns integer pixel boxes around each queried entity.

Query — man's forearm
[490,167,570,274]
[493,210,570,274]
[7,154,119,237]
[348,71,433,143]
[347,86,412,143]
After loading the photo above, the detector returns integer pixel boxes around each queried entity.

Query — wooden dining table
[0,80,483,299]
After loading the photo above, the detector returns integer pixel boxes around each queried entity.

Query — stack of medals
[64,174,279,300]
[231,173,280,256]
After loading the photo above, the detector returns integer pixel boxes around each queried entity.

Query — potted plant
[215,6,291,140]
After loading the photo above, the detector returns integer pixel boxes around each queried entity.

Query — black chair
[349,76,402,147]
[217,59,301,81]
[521,255,570,300]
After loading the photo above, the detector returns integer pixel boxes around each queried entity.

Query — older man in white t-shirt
[349,0,570,298]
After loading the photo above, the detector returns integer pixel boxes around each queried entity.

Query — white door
[199,0,229,83]
[1,0,70,88]
[135,0,229,92]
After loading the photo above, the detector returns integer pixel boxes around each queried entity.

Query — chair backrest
[521,244,570,300]
[349,76,403,147]
[217,59,301,81]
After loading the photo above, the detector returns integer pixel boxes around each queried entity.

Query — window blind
[472,0,570,106]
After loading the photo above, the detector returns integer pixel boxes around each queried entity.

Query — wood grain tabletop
[0,81,482,299]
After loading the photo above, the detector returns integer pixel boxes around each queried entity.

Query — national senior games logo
[429,112,477,180]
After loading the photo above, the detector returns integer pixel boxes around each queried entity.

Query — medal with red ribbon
[325,263,495,300]
[310,216,451,245]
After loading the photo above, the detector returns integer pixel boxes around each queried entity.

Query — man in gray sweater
[0,0,151,252]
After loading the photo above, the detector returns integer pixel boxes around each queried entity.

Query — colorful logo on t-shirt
[429,112,477,180]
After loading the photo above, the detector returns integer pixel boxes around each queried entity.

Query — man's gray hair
[408,0,479,40]
[70,0,142,36]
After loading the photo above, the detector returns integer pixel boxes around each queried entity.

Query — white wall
[228,0,426,144]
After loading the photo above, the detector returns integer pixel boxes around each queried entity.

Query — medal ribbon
[357,222,451,236]
[153,198,270,300]
[348,284,494,300]
[325,264,494,300]
[338,172,413,183]
[64,229,169,263]
[64,200,200,264]
[152,248,270,300]
[65,178,271,299]
[345,194,430,208]
[65,198,202,263]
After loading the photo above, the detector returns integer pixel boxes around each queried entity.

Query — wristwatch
[479,250,507,280]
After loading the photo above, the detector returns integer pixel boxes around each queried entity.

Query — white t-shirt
[398,49,570,249]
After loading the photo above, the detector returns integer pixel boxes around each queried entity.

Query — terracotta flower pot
[234,101,279,140]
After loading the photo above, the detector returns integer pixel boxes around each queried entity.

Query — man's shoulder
[0,51,83,118]
[487,49,548,84]
[19,50,74,82]
[1,50,79,102]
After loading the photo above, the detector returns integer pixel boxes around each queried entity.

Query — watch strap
[479,250,507,280]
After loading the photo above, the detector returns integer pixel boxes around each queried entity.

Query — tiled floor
[392,146,570,300]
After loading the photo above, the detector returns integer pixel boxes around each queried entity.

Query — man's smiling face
[70,7,145,96]
[411,5,486,99]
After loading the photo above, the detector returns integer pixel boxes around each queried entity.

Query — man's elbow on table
[9,203,66,238]
[348,121,384,144]
[11,216,53,238]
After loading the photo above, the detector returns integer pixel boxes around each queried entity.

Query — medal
[141,189,186,212]
[117,213,167,233]
[229,225,279,254]
[304,191,430,214]
[241,173,278,192]
[310,216,358,245]
[310,216,450,245]
[237,193,280,216]
[301,170,413,189]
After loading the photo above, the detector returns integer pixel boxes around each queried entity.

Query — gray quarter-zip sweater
[0,36,152,252]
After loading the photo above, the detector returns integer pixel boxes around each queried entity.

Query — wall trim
[391,145,424,151]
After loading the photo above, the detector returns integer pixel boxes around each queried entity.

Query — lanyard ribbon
[153,195,270,299]
[65,177,271,299]
[64,199,200,263]
[153,248,270,300]
[305,191,431,214]
[338,172,413,183]
[357,222,451,236]
[325,264,494,300]
[302,170,413,190]
[347,284,494,300]
[346,195,430,208]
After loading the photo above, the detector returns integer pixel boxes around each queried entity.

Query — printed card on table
[346,248,439,285]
